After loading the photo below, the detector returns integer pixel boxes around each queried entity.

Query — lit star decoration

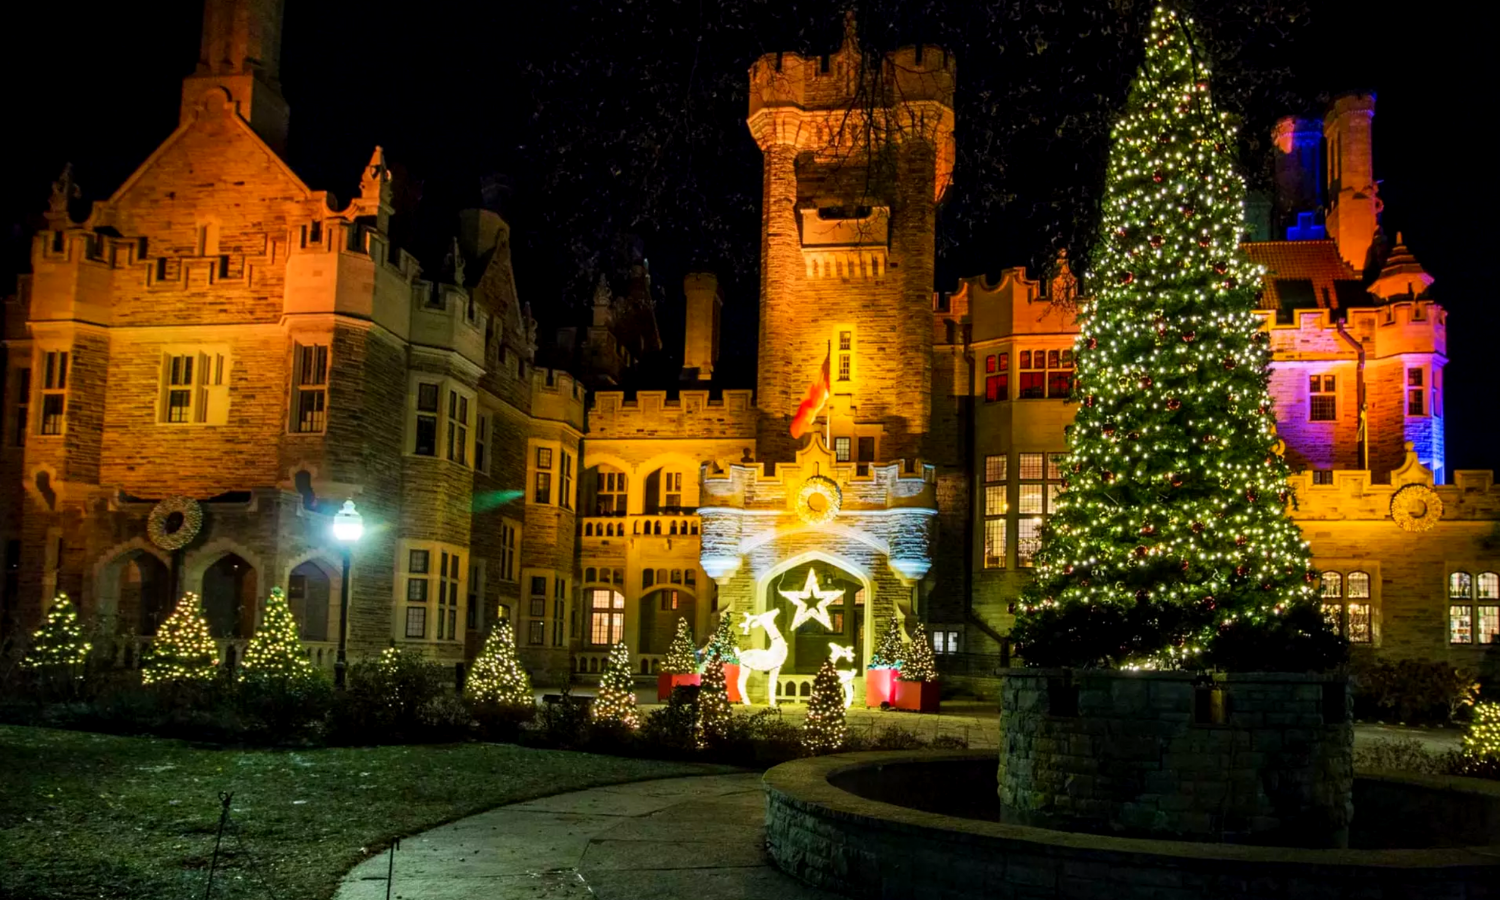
[1010,6,1337,671]
[779,569,843,631]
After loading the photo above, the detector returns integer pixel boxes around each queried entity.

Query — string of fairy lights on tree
[142,592,219,685]
[801,657,848,754]
[465,620,535,709]
[1012,5,1332,670]
[701,615,740,666]
[695,657,732,748]
[239,587,317,685]
[899,622,937,682]
[868,616,905,671]
[661,618,697,675]
[22,593,91,673]
[593,641,640,728]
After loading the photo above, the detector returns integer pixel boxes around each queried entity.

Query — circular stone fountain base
[764,751,1500,900]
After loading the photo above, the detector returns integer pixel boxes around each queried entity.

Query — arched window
[1450,572,1472,599]
[1450,571,1474,644]
[595,467,627,515]
[1345,572,1372,643]
[588,589,625,646]
[1479,573,1500,645]
[1451,570,1500,645]
[585,566,597,583]
[1321,572,1342,599]
[642,569,655,589]
[670,569,683,584]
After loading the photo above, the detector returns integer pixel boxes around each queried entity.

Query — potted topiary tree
[865,615,904,708]
[895,621,940,712]
[701,614,742,703]
[657,617,701,701]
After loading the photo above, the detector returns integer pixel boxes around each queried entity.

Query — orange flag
[789,348,831,439]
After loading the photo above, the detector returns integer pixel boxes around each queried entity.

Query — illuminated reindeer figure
[737,609,788,707]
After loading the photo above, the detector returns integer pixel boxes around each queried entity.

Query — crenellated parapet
[531,367,585,430]
[589,389,756,440]
[1288,447,1499,523]
[1256,298,1447,361]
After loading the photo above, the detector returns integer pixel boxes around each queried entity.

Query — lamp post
[332,500,364,689]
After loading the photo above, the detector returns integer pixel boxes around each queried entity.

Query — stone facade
[2,3,1490,693]
[998,670,1354,847]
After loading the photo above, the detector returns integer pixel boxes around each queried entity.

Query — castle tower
[1323,93,1378,274]
[1271,116,1323,239]
[680,272,722,382]
[180,0,290,154]
[747,14,955,464]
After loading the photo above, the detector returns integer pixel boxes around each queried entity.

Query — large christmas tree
[592,641,640,728]
[142,592,219,685]
[801,657,847,754]
[465,620,534,708]
[239,588,316,685]
[1013,6,1337,671]
[22,593,91,672]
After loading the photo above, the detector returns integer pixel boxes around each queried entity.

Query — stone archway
[94,545,172,637]
[760,558,867,676]
[287,559,333,642]
[202,553,257,638]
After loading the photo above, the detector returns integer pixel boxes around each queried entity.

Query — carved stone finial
[48,164,80,223]
[446,236,466,286]
[842,9,858,51]
[593,273,612,307]
[1049,248,1078,305]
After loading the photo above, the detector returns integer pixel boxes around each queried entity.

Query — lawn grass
[0,725,735,900]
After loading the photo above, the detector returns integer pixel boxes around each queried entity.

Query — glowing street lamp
[332,500,363,688]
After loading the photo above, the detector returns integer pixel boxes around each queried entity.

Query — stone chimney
[1323,94,1379,273]
[681,272,722,381]
[180,0,290,154]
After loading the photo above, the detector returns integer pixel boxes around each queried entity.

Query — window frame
[588,587,626,646]
[1308,373,1337,423]
[983,454,1007,569]
[290,342,329,434]
[156,345,230,427]
[1450,570,1500,645]
[408,375,476,463]
[835,328,855,385]
[1407,367,1427,418]
[11,366,29,447]
[398,540,467,643]
[984,351,1009,402]
[1016,347,1074,400]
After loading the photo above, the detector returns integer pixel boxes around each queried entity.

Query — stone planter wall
[998,669,1353,847]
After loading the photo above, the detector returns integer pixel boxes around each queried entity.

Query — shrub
[535,677,592,749]
[330,648,465,744]
[1351,657,1479,725]
[641,686,698,751]
[235,672,334,743]
[1353,737,1465,776]
[930,734,970,750]
[871,725,929,751]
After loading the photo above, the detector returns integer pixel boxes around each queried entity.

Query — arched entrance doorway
[97,549,173,637]
[287,560,332,641]
[763,559,866,676]
[202,554,256,639]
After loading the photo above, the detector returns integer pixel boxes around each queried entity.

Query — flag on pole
[790,346,832,439]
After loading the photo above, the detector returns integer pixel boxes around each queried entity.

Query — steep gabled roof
[1241,240,1368,309]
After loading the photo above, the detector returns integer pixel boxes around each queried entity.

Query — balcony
[582,513,701,542]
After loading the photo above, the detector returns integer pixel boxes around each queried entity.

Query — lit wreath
[1389,484,1443,534]
[795,475,842,527]
[147,496,203,551]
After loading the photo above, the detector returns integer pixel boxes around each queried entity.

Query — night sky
[2,1,1493,473]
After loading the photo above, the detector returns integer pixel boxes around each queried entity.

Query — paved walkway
[334,774,837,900]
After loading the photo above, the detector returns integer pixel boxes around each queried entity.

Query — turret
[1323,94,1379,274]
[1271,117,1324,239]
[680,273,722,382]
[1368,233,1434,301]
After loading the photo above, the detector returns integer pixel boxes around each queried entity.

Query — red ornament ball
[1140,376,1154,389]
[1181,330,1196,342]
[1191,521,1205,534]
[1119,271,1135,285]
[1087,337,1099,350]
[1135,588,1150,603]
[1235,534,1248,547]
[1149,234,1164,249]
[1303,571,1316,584]
[1083,395,1096,408]
[1166,398,1182,411]
[1134,546,1148,558]
[1170,475,1184,488]
[1213,261,1228,275]
[1235,564,1249,577]
[1101,471,1115,483]
[1180,559,1191,572]
[1223,357,1237,370]
[1181,206,1195,218]
[1152,170,1165,183]
[1197,236,1211,248]
[1246,489,1258,503]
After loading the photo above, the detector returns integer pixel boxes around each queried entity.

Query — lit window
[405,606,426,639]
[1017,348,1073,400]
[660,590,679,611]
[837,331,852,382]
[985,352,1009,402]
[1450,571,1473,644]
[292,344,328,433]
[1309,374,1336,422]
[589,589,625,645]
[983,454,1006,569]
[1017,518,1043,567]
[1313,470,1334,485]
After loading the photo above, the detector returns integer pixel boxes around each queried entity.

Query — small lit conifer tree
[868,616,905,670]
[801,657,847,754]
[1464,702,1500,765]
[702,614,740,665]
[899,622,937,682]
[1012,6,1338,671]
[695,656,733,748]
[22,593,91,674]
[142,592,219,685]
[661,618,697,675]
[592,640,639,728]
[465,620,534,708]
[239,588,316,685]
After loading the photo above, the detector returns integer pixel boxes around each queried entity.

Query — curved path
[334,773,837,900]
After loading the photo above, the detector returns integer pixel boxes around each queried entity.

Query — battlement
[1288,449,1499,522]
[530,367,586,429]
[748,43,955,118]
[1256,298,1447,360]
[589,390,756,439]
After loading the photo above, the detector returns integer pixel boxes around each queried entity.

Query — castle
[2,1,1495,696]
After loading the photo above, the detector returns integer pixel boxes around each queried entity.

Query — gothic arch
[739,521,890,558]
[752,549,876,666]
[92,538,173,640]
[183,538,266,591]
